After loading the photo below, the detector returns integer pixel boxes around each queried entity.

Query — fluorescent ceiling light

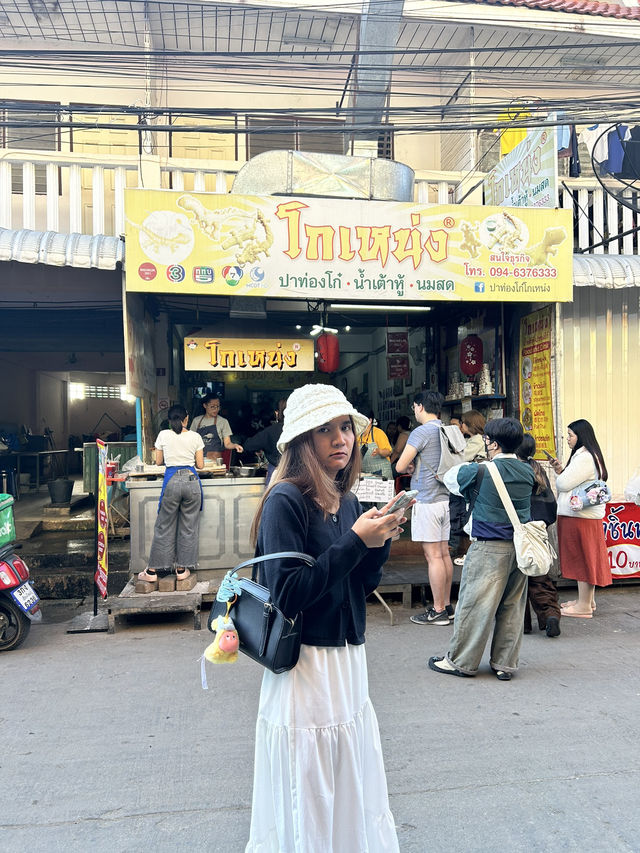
[328,304,430,312]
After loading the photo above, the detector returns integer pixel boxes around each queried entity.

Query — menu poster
[519,306,556,459]
[95,439,109,598]
[387,331,409,354]
[351,477,395,503]
[387,355,410,379]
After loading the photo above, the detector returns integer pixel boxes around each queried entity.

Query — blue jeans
[446,540,527,675]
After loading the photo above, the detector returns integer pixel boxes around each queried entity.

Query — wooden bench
[372,562,429,625]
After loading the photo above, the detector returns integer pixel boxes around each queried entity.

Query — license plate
[10,582,39,613]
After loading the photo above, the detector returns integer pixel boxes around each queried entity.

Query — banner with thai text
[519,306,556,459]
[184,336,315,371]
[124,189,573,302]
[603,502,640,578]
[484,127,558,209]
[95,439,108,598]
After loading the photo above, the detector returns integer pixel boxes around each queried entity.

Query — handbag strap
[485,461,523,531]
[233,551,316,582]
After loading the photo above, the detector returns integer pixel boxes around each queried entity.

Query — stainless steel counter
[128,475,266,573]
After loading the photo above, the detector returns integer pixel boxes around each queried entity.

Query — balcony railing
[0,148,637,255]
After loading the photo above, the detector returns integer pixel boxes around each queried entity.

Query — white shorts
[411,500,451,543]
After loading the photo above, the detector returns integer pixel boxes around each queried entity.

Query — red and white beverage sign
[603,502,640,579]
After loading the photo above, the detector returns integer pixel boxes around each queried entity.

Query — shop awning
[573,255,640,289]
[0,227,124,270]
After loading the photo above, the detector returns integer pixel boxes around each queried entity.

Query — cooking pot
[230,465,265,478]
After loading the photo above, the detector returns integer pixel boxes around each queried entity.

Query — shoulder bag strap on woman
[485,461,522,530]
[233,551,316,582]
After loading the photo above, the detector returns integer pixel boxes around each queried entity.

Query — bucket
[47,478,74,505]
[0,493,16,546]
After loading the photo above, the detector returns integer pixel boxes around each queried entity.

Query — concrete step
[30,565,131,599]
[41,516,95,532]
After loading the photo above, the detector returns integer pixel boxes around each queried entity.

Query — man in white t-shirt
[396,390,454,626]
[190,395,243,459]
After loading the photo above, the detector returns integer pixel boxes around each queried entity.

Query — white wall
[0,355,35,432]
[339,326,427,425]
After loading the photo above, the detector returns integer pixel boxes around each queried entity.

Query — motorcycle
[0,542,42,651]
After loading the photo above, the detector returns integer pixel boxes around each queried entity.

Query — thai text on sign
[184,337,315,372]
[125,190,574,303]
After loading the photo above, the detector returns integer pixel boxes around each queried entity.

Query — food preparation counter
[128,474,266,573]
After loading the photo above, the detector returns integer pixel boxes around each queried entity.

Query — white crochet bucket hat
[277,384,369,453]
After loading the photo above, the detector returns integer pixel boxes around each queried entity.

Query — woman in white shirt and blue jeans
[137,405,204,586]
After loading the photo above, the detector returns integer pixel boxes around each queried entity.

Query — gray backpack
[432,425,466,482]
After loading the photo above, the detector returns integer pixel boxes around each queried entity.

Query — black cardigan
[256,482,390,647]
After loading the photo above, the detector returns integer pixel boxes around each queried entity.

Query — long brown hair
[250,417,361,545]
[516,434,548,493]
[462,409,486,436]
[567,419,608,481]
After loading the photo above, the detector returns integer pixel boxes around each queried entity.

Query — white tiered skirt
[245,643,399,853]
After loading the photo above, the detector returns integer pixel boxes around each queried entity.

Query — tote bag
[485,462,556,577]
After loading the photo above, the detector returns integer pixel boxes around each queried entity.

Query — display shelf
[442,395,506,406]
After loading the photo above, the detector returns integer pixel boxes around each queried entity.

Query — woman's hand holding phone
[352,491,416,548]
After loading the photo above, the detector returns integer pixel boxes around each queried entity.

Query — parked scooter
[0,542,42,651]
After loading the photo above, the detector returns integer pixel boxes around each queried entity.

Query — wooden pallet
[107,578,213,633]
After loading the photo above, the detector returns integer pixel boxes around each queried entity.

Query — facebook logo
[474,281,485,293]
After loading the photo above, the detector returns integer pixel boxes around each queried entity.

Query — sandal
[561,604,592,618]
[137,568,157,583]
[561,599,596,612]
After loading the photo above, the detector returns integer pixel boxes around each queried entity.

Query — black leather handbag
[207,551,315,674]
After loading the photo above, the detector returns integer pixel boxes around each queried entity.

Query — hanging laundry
[616,126,640,180]
[569,126,581,178]
[579,124,610,166]
[557,123,571,152]
[494,108,532,156]
[607,125,630,176]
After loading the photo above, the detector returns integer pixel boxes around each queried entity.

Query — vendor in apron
[358,414,393,479]
[190,394,243,461]
[137,404,204,587]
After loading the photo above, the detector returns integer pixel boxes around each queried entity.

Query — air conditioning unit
[228,296,267,320]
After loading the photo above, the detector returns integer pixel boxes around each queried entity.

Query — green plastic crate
[0,493,15,546]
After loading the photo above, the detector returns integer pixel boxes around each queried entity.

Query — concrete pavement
[2,588,640,852]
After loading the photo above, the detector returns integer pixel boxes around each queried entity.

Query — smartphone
[383,490,418,515]
[542,449,556,462]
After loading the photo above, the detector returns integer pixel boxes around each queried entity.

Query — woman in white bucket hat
[245,383,409,853]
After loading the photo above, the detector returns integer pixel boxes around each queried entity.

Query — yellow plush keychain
[204,601,239,664]
[201,572,242,688]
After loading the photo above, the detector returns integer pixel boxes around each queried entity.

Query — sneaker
[445,603,455,620]
[410,607,451,626]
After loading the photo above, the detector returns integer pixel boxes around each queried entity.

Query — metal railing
[0,148,636,255]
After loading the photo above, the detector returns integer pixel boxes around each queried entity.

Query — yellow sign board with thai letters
[184,336,315,372]
[125,189,574,302]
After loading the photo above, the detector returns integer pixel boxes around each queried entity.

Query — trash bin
[0,493,16,546]
[47,478,74,505]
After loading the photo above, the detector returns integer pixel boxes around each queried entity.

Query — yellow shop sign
[125,189,574,302]
[184,337,315,372]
